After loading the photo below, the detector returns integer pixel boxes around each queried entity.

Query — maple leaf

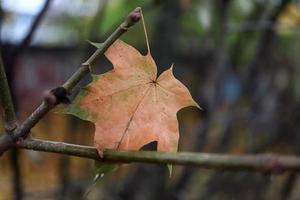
[66,39,200,155]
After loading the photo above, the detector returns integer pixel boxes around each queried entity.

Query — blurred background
[0,0,300,199]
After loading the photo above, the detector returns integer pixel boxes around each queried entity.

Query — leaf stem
[141,9,151,54]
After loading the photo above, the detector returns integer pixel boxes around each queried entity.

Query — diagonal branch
[4,0,52,87]
[7,0,52,62]
[17,138,300,174]
[19,0,52,50]
[0,7,142,155]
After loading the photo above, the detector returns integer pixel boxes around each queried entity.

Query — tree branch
[0,53,17,131]
[0,53,18,154]
[0,7,142,155]
[0,53,23,199]
[17,138,300,174]
[4,0,52,91]
[15,0,52,55]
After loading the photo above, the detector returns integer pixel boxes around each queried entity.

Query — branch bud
[126,7,142,27]
[44,87,70,105]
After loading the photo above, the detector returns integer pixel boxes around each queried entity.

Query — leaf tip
[165,64,175,76]
[170,63,174,71]
[193,100,202,110]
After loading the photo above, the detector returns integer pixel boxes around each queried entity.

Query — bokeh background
[0,0,300,199]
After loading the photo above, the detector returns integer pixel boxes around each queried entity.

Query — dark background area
[0,0,300,199]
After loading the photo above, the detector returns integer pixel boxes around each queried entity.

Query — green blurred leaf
[167,164,173,177]
[94,161,118,182]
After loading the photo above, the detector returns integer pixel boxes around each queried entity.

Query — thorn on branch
[82,62,92,73]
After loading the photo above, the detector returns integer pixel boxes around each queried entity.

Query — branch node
[43,90,57,105]
[44,87,70,105]
[120,23,129,31]
[262,154,286,175]
[4,120,18,133]
[51,87,70,104]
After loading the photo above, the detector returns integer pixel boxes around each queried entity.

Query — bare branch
[8,0,52,61]
[17,138,300,174]
[0,54,17,131]
[0,54,22,199]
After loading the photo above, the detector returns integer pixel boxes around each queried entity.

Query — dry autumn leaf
[66,39,200,156]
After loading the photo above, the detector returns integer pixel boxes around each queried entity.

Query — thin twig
[0,53,18,154]
[0,52,17,155]
[0,7,142,155]
[4,2,52,199]
[0,53,22,198]
[0,53,17,131]
[17,0,52,52]
[17,138,300,174]
[4,0,52,87]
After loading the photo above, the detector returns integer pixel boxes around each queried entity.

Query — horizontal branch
[17,138,300,174]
